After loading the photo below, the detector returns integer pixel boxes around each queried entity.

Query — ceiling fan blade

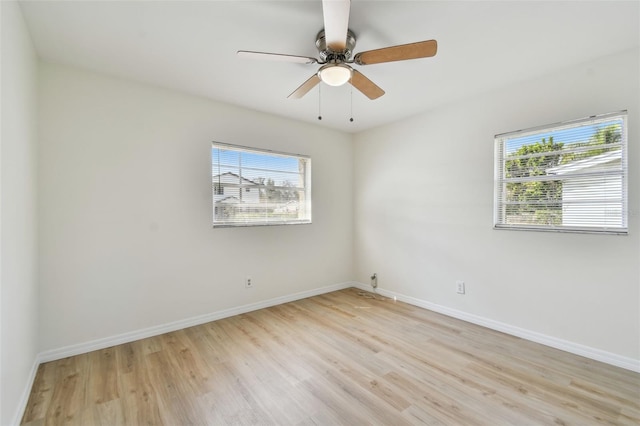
[350,70,385,100]
[237,50,317,64]
[288,74,321,99]
[322,0,351,51]
[354,40,437,65]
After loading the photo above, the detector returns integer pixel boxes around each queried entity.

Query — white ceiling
[19,0,640,133]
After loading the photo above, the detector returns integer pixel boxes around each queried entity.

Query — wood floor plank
[145,348,207,425]
[21,288,640,425]
[42,355,89,425]
[86,347,119,406]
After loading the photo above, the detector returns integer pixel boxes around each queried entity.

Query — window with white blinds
[212,142,311,227]
[494,111,627,234]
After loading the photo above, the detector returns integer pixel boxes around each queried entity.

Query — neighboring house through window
[494,111,627,234]
[212,142,311,227]
[212,172,260,204]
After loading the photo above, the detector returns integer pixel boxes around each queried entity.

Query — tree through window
[495,111,627,234]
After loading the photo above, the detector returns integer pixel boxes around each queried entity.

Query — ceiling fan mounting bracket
[316,29,356,64]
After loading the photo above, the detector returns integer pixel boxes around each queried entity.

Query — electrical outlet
[456,280,465,294]
[245,277,253,289]
[371,273,378,289]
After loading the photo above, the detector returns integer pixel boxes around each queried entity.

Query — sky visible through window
[212,148,302,186]
[504,119,622,154]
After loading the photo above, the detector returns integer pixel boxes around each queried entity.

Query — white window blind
[494,111,627,234]
[212,142,311,227]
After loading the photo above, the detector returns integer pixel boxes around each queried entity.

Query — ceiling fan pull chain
[350,83,354,122]
[318,84,322,120]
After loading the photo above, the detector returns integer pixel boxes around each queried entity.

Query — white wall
[354,48,640,363]
[38,62,354,353]
[0,1,40,424]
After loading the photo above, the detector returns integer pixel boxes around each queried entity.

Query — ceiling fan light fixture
[318,63,352,86]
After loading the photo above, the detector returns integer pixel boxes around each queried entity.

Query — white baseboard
[38,281,355,363]
[11,357,40,426]
[351,281,640,373]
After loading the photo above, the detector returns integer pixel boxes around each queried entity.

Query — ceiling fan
[237,0,437,100]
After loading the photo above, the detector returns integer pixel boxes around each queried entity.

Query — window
[494,111,627,234]
[212,142,311,227]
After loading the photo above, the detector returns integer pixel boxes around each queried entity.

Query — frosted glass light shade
[318,64,352,86]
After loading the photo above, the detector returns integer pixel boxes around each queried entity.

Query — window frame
[494,111,628,235]
[212,142,312,228]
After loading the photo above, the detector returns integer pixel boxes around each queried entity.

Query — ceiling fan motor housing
[316,29,356,63]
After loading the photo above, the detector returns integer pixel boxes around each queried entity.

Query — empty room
[1,0,639,424]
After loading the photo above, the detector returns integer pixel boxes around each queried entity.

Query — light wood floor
[22,288,640,425]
